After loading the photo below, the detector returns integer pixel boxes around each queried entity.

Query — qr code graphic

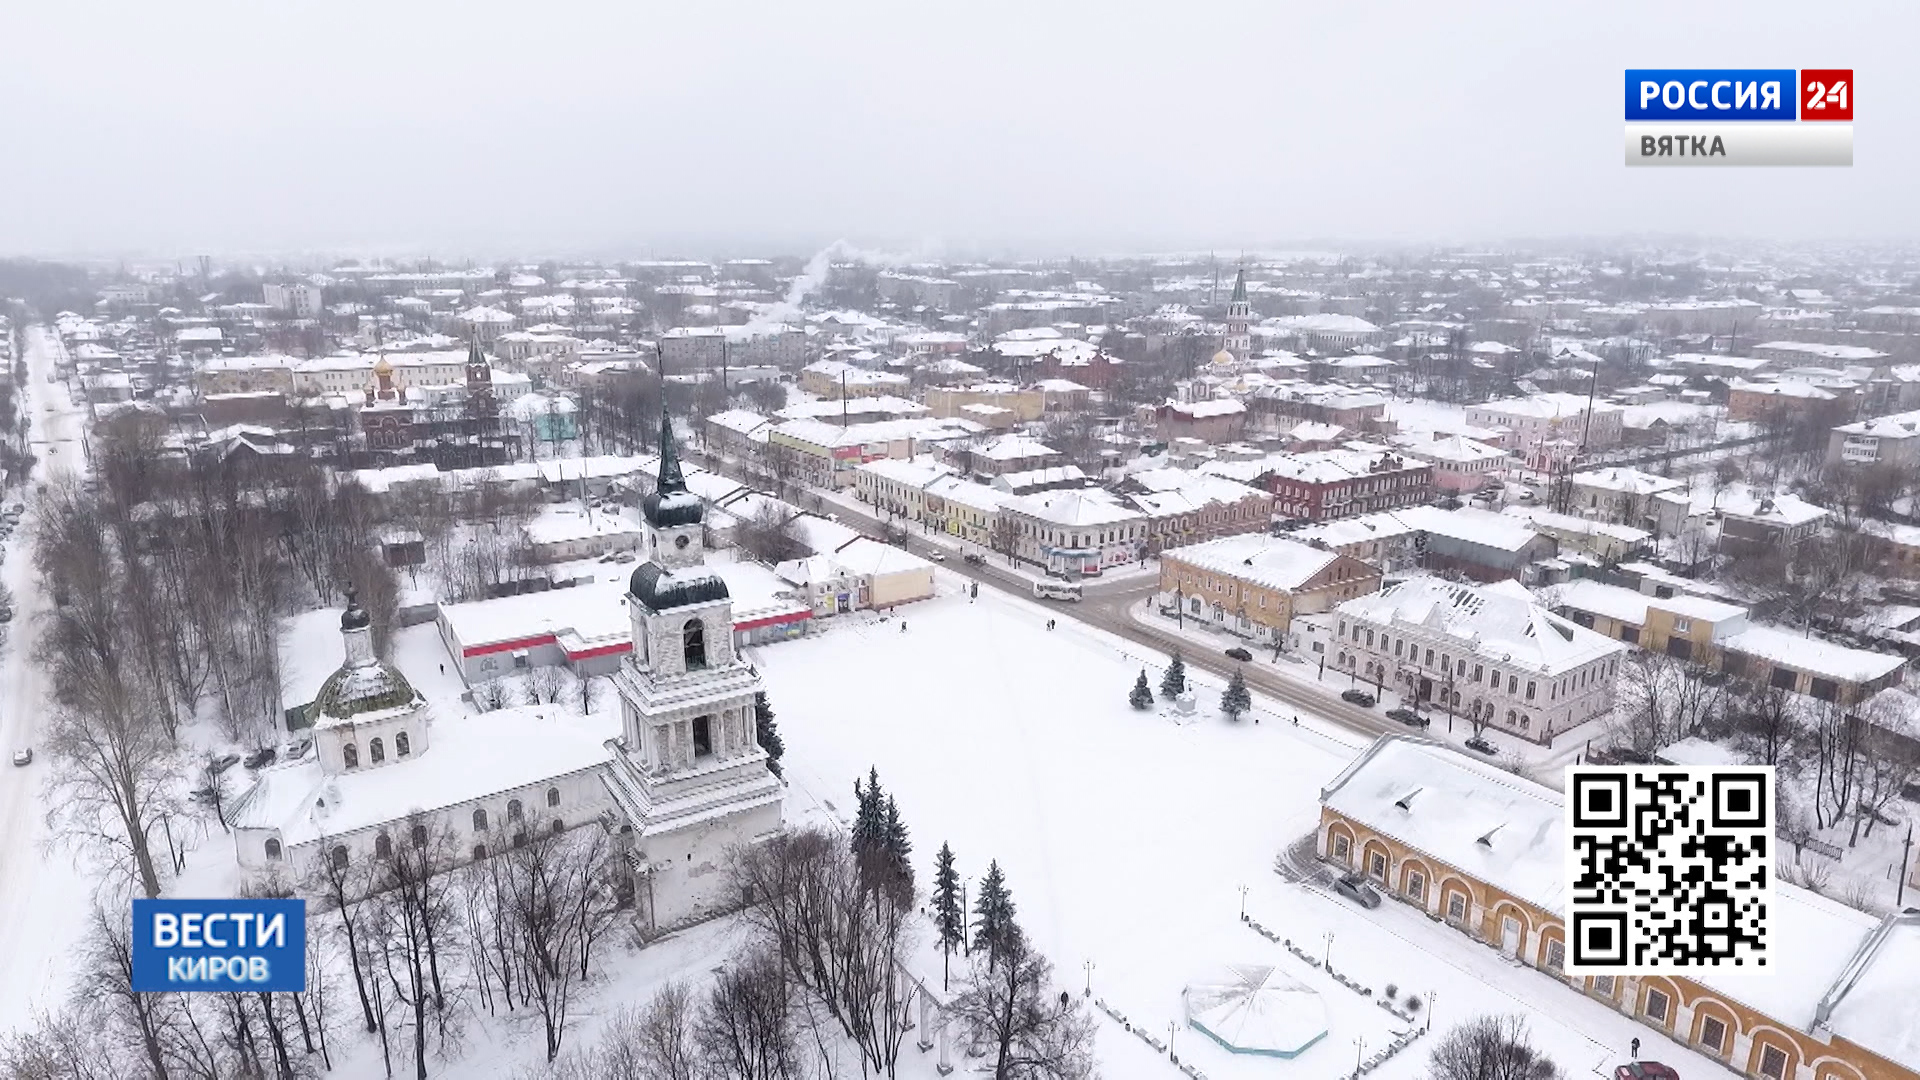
[1564,766,1772,973]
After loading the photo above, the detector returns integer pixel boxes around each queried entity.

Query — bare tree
[1851,698,1917,845]
[947,926,1096,1080]
[497,817,617,1062]
[306,840,380,1034]
[1428,1014,1564,1080]
[1734,684,1802,767]
[696,945,798,1080]
[475,677,517,711]
[736,502,810,565]
[524,664,566,705]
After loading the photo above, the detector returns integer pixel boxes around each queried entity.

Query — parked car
[1464,737,1499,756]
[963,552,986,566]
[1225,646,1253,662]
[243,747,277,770]
[1386,707,1428,728]
[1340,689,1376,707]
[1332,872,1383,909]
[926,551,945,562]
[1617,1063,1679,1080]
[11,748,31,767]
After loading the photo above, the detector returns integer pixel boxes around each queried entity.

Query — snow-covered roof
[1718,625,1906,684]
[1708,485,1828,527]
[857,456,956,489]
[232,705,616,849]
[1164,398,1247,420]
[1501,506,1650,546]
[1161,534,1344,592]
[1832,408,1920,439]
[1395,505,1543,554]
[1566,467,1686,496]
[1320,735,1569,914]
[1339,576,1625,675]
[1752,340,1889,362]
[1471,392,1623,420]
[974,433,1059,461]
[831,536,935,578]
[1001,489,1142,528]
[1547,578,1748,628]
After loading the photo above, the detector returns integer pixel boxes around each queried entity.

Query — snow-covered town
[1,6,1918,1080]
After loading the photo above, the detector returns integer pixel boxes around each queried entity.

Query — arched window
[546,786,560,808]
[683,619,708,671]
[375,833,393,859]
[263,838,282,861]
[331,845,349,869]
[507,799,523,823]
[473,808,489,832]
[473,843,487,861]
[342,742,359,769]
[550,819,564,834]
[513,830,527,848]
[370,737,385,765]
[396,731,411,757]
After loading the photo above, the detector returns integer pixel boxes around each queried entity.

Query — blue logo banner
[131,898,307,992]
[1625,70,1797,121]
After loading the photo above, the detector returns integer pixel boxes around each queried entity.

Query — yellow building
[924,383,1047,424]
[1320,736,1920,1080]
[1157,534,1380,644]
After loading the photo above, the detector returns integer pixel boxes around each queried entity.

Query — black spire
[641,406,702,528]
[655,406,686,495]
[1230,267,1248,304]
[467,333,486,370]
[341,587,370,631]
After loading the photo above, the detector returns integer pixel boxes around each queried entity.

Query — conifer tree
[1222,669,1252,722]
[851,767,885,863]
[1129,669,1155,710]
[933,842,963,989]
[1160,652,1187,699]
[972,859,1018,970]
[754,691,785,778]
[883,793,914,894]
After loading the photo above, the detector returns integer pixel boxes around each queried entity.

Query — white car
[11,748,31,767]
[926,551,945,562]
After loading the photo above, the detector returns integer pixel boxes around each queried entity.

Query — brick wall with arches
[1316,806,1917,1080]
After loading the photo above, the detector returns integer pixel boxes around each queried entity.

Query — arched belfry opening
[683,618,707,671]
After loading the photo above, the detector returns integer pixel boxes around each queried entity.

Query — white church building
[232,410,785,933]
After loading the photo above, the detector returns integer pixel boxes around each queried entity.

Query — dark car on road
[1333,872,1383,909]
[1340,689,1376,707]
[963,552,985,565]
[1225,647,1253,662]
[1464,737,1499,756]
[1386,707,1428,728]
[243,747,277,770]
[1617,1063,1678,1080]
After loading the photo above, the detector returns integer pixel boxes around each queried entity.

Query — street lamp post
[1239,883,1250,921]
[1323,930,1335,969]
[1354,1036,1367,1078]
[1427,989,1437,1033]
[1083,960,1094,997]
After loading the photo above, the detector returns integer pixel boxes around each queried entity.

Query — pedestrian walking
[439,663,445,675]
[1630,1039,1640,1060]
[901,621,908,633]
[1293,713,1299,725]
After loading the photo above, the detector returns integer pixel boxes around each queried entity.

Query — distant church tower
[1223,267,1252,362]
[602,408,784,933]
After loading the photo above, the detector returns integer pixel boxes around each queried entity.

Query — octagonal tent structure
[1182,964,1330,1058]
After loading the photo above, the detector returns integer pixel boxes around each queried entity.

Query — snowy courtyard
[756,577,1733,1080]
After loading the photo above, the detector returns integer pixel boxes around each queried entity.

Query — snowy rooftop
[1546,578,1748,628]
[1707,485,1829,526]
[1832,408,1920,439]
[1161,534,1342,592]
[857,456,956,489]
[1320,736,1568,914]
[1567,467,1686,496]
[1502,506,1650,546]
[1752,340,1890,362]
[1339,576,1625,675]
[1001,488,1141,527]
[1293,511,1420,549]
[830,536,935,578]
[232,705,617,849]
[438,576,632,652]
[974,433,1060,461]
[1472,392,1623,420]
[1395,505,1542,554]
[524,509,641,546]
[1718,624,1906,684]
[1165,398,1247,419]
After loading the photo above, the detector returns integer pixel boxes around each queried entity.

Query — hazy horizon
[3,0,1913,262]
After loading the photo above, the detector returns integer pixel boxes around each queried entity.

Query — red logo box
[1799,69,1853,120]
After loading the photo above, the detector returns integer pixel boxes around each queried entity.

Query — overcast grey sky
[1,1,1912,261]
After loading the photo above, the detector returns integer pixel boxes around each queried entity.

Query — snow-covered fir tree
[1130,669,1154,710]
[1160,652,1187,699]
[1222,670,1252,721]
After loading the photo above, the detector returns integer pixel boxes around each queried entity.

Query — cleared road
[0,326,96,1032]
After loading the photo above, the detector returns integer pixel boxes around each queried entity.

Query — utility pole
[1899,823,1914,908]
